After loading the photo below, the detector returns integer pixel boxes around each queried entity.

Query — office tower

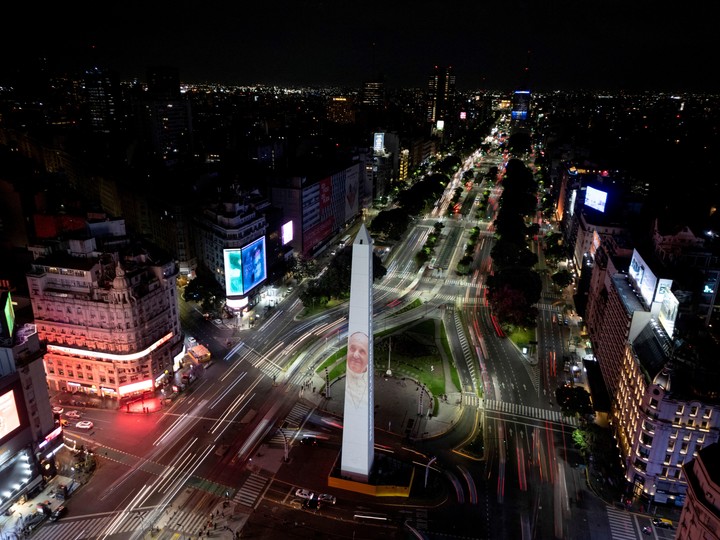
[134,66,192,169]
[84,66,121,135]
[426,65,456,127]
[340,224,374,482]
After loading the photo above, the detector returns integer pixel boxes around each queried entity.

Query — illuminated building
[26,235,182,402]
[585,245,720,507]
[678,443,720,539]
[426,66,456,130]
[270,163,361,258]
[614,321,719,504]
[1,289,62,514]
[192,190,269,298]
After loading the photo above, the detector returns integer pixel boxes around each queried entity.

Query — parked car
[317,493,336,505]
[49,505,66,521]
[295,488,314,500]
[75,421,94,430]
[65,410,81,419]
[52,406,64,415]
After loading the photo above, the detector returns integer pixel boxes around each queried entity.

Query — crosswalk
[606,505,638,540]
[231,473,269,508]
[482,399,578,426]
[30,509,158,540]
[266,402,313,446]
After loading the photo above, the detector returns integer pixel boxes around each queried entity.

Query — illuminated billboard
[1,291,15,339]
[240,236,267,295]
[223,237,268,296]
[628,249,658,307]
[373,133,384,154]
[585,186,608,213]
[658,289,679,338]
[0,387,22,441]
[224,248,244,295]
[281,220,293,245]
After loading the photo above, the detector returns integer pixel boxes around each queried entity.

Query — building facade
[678,443,720,539]
[26,237,183,402]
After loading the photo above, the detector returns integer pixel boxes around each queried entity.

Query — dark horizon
[3,2,718,93]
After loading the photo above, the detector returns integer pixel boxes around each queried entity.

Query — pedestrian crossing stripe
[233,473,268,508]
[482,399,578,426]
[605,506,638,540]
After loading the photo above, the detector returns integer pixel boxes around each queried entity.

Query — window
[664,454,672,465]
[703,408,711,418]
[681,442,689,453]
[690,406,698,416]
[650,398,659,409]
[676,405,684,415]
[661,467,668,477]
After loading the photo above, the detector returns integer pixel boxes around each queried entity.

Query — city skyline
[3,1,717,92]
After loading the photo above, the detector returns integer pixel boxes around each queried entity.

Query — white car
[75,421,94,430]
[52,406,64,415]
[65,410,81,419]
[295,488,314,500]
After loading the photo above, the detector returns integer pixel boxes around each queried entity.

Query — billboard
[240,236,267,295]
[0,386,22,442]
[658,290,679,338]
[281,220,293,245]
[628,249,658,307]
[585,186,608,213]
[373,133,384,154]
[223,248,244,296]
[223,237,267,296]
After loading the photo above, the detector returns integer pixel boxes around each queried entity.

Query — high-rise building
[83,67,121,135]
[426,66,456,128]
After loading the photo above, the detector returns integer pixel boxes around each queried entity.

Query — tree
[555,385,593,417]
[552,269,574,289]
[491,239,538,271]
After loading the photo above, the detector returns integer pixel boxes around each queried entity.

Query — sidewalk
[303,370,462,441]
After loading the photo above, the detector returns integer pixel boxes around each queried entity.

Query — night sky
[4,1,717,91]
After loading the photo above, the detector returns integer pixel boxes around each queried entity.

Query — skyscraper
[426,65,456,127]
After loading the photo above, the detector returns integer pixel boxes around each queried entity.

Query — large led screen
[585,186,608,213]
[628,249,658,306]
[281,220,293,245]
[223,249,244,296]
[0,387,21,441]
[658,290,679,338]
[240,236,267,294]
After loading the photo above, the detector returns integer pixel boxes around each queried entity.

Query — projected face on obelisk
[346,331,369,409]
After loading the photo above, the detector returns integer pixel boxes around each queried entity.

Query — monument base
[329,451,415,497]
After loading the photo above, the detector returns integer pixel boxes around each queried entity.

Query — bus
[339,234,352,248]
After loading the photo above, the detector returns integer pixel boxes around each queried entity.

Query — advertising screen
[3,291,15,338]
[658,290,679,338]
[628,249,658,306]
[223,249,244,296]
[0,387,21,441]
[241,236,267,294]
[281,220,293,245]
[585,186,608,213]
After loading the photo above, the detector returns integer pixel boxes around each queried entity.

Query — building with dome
[26,229,183,403]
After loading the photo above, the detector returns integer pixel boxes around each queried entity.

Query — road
[33,144,643,540]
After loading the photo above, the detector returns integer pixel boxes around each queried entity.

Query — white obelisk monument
[340,224,374,482]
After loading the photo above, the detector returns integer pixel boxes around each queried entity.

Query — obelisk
[340,224,374,482]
